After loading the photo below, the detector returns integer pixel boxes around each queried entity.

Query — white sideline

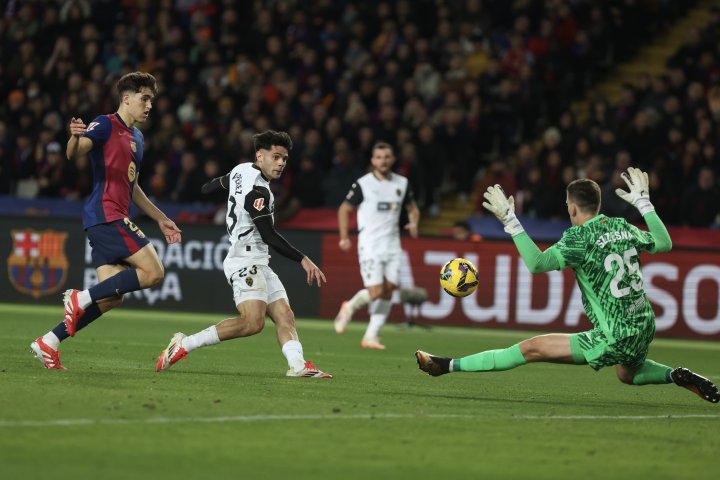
[1,413,718,428]
[517,414,720,420]
[0,413,472,428]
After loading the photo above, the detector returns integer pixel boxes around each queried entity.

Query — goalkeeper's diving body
[416,167,719,403]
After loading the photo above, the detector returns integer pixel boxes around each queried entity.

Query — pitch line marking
[516,414,720,420]
[1,413,718,428]
[0,413,472,428]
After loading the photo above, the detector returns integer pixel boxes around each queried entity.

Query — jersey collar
[113,112,132,130]
[582,214,605,227]
[252,164,270,182]
[372,170,393,182]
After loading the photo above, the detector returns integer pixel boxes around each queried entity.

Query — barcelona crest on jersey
[7,229,69,298]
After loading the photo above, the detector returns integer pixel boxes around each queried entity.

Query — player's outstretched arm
[201,173,231,194]
[66,117,93,160]
[132,183,182,244]
[483,184,559,273]
[615,167,671,252]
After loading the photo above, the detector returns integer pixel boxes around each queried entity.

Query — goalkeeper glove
[615,167,654,215]
[482,184,524,236]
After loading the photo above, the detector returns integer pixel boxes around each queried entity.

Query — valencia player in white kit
[336,142,420,349]
[156,130,332,378]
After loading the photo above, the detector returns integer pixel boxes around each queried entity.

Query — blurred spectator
[0,0,713,227]
[37,142,65,197]
[292,157,326,207]
[322,139,364,207]
[171,152,205,203]
[452,220,482,242]
[681,167,720,227]
[416,123,445,217]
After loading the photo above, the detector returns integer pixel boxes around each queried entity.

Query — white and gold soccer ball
[439,258,479,298]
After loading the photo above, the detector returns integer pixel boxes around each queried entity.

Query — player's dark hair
[116,72,158,98]
[567,178,601,213]
[372,141,393,155]
[253,130,293,152]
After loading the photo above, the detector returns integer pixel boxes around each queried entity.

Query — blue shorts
[86,218,149,268]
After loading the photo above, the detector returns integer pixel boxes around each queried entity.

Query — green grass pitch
[1,302,718,479]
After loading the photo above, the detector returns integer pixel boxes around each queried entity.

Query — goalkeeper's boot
[334,301,352,334]
[30,337,66,370]
[63,289,85,337]
[286,361,333,378]
[361,336,386,350]
[670,367,719,403]
[415,350,450,377]
[156,332,188,372]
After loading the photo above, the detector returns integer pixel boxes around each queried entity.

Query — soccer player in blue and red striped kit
[31,72,182,369]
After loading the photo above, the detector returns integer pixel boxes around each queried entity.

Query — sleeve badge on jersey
[253,198,265,211]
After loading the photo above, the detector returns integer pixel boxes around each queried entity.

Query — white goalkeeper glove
[615,167,654,216]
[482,184,524,236]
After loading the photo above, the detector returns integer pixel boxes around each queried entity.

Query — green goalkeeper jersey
[545,214,660,342]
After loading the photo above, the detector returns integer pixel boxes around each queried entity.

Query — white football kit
[344,172,414,287]
[223,163,290,305]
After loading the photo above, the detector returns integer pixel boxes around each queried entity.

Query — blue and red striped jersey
[81,113,144,228]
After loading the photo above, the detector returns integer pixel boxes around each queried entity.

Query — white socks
[42,332,60,350]
[78,290,92,309]
[347,289,371,314]
[181,326,220,353]
[282,340,305,372]
[364,298,392,340]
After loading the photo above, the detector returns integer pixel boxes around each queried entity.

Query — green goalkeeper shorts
[570,324,656,371]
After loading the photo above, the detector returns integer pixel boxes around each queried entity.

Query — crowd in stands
[1,0,718,227]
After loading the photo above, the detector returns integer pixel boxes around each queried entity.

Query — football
[439,258,479,297]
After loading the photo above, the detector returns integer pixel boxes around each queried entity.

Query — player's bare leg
[519,334,577,363]
[124,244,165,289]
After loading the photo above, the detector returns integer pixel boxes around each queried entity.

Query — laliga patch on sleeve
[254,198,265,211]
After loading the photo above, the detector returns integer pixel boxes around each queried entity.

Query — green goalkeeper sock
[453,344,527,372]
[631,359,673,385]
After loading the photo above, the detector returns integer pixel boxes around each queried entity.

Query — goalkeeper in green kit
[416,167,718,403]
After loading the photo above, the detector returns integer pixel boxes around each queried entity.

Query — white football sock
[78,290,92,309]
[181,326,220,353]
[42,332,60,350]
[282,340,305,372]
[347,289,371,314]
[364,298,391,340]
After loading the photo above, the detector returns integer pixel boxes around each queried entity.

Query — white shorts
[358,248,401,288]
[228,264,288,306]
